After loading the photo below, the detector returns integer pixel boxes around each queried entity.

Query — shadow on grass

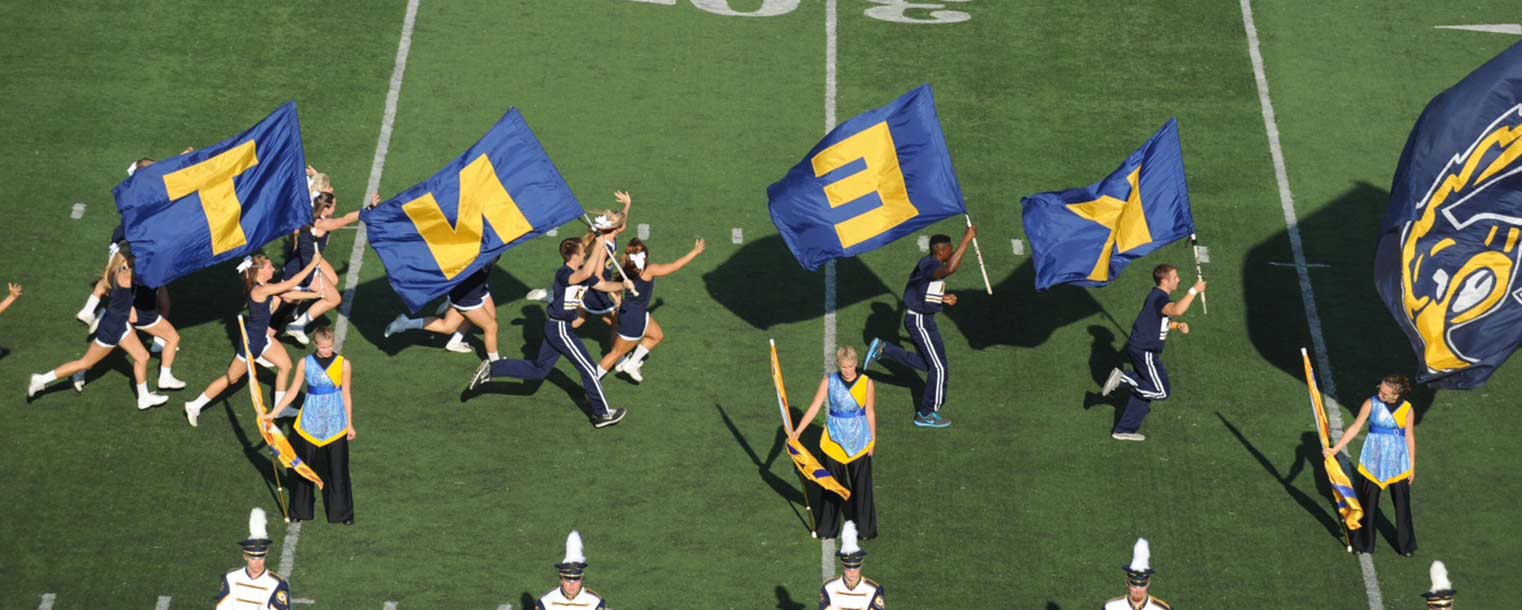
[703,235,890,330]
[715,403,811,534]
[775,585,806,610]
[940,259,1116,350]
[345,264,532,357]
[1216,412,1345,544]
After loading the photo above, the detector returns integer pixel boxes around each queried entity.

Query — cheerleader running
[281,190,367,345]
[183,253,322,427]
[384,257,502,360]
[596,237,705,383]
[28,252,170,409]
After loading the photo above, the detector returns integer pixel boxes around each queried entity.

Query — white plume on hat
[562,530,585,564]
[1129,538,1151,572]
[1429,561,1452,593]
[248,507,269,540]
[840,521,861,556]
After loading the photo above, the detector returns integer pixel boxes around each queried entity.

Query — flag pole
[241,314,291,523]
[1190,233,1208,314]
[580,213,640,297]
[964,215,993,295]
[771,339,818,536]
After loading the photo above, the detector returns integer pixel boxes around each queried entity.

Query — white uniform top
[1103,595,1172,610]
[820,576,885,610]
[536,586,607,610]
[215,567,290,610]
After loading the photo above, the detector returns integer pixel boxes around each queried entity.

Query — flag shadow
[714,403,811,533]
[1242,181,1436,421]
[702,234,890,330]
[1216,412,1345,543]
[939,259,1109,350]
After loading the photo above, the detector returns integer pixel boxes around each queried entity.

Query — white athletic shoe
[184,402,200,428]
[88,311,102,334]
[72,372,86,393]
[444,338,473,353]
[138,392,169,411]
[27,374,47,398]
[623,360,644,384]
[285,326,311,346]
[526,288,550,303]
[150,338,165,354]
[384,313,408,339]
[158,373,187,391]
[75,308,96,325]
[1110,432,1146,442]
[1101,368,1125,397]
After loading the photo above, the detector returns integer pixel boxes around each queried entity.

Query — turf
[1,1,1520,608]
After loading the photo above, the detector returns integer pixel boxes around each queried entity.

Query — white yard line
[820,0,840,584]
[383,602,399,610]
[37,593,55,610]
[154,595,172,610]
[1238,1,1383,608]
[279,0,422,584]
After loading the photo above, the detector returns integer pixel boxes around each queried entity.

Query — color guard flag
[113,102,312,288]
[1302,348,1362,532]
[239,316,323,490]
[768,84,967,272]
[1021,118,1196,291]
[771,340,850,501]
[362,108,583,313]
[1374,41,1522,389]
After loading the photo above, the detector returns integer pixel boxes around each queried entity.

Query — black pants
[1352,476,1416,555]
[811,454,876,540]
[290,433,354,524]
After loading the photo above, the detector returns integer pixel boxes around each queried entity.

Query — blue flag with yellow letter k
[1021,118,1196,291]
[113,102,312,288]
[362,108,582,314]
[768,84,967,271]
[1375,41,1522,389]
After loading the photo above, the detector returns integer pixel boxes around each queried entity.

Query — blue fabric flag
[112,102,311,288]
[1020,118,1196,291]
[768,84,967,271]
[1374,41,1522,389]
[361,108,583,314]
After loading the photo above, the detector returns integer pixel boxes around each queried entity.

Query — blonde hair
[312,326,336,345]
[309,173,332,196]
[835,345,859,367]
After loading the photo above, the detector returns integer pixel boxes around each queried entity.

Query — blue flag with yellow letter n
[113,102,312,288]
[1020,118,1196,291]
[1374,41,1522,390]
[768,84,967,272]
[362,108,582,314]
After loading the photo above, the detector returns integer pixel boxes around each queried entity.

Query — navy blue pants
[489,319,611,416]
[879,310,947,416]
[1115,346,1169,433]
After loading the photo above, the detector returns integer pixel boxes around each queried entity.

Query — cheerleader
[28,252,170,409]
[571,192,633,331]
[596,237,705,383]
[384,259,502,360]
[183,253,322,427]
[281,191,367,345]
[75,159,153,326]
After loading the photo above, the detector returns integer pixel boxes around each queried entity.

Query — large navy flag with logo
[113,102,312,288]
[768,84,967,272]
[1375,41,1522,389]
[362,108,583,314]
[1020,118,1196,291]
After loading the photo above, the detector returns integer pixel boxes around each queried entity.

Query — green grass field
[2,1,1521,608]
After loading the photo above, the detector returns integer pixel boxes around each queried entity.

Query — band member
[1325,375,1419,556]
[215,508,290,610]
[536,530,607,610]
[1423,561,1456,609]
[1104,538,1171,610]
[267,327,355,525]
[791,346,877,540]
[819,521,885,610]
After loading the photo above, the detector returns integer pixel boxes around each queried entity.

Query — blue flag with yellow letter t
[112,102,312,288]
[1020,118,1195,291]
[767,84,967,271]
[1374,41,1522,390]
[361,108,583,314]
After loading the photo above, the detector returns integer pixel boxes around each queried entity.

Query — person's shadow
[715,404,813,533]
[1217,412,1346,543]
[1081,325,1130,430]
[775,585,807,610]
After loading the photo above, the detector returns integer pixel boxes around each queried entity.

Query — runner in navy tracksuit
[469,235,630,428]
[864,226,976,429]
[1100,263,1206,441]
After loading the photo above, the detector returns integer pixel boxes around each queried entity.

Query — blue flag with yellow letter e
[361,108,583,314]
[767,84,967,272]
[112,102,312,288]
[1375,41,1522,390]
[1020,118,1195,291]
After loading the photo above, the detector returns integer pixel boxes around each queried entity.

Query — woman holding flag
[595,236,706,383]
[1324,375,1420,556]
[789,345,878,540]
[183,253,323,427]
[266,326,355,525]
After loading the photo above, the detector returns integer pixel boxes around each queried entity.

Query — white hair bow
[592,215,617,231]
[126,161,139,177]
[629,251,647,271]
[235,256,254,274]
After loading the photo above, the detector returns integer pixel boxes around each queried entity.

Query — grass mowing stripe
[1238,1,1384,609]
[279,0,423,583]
[820,0,840,584]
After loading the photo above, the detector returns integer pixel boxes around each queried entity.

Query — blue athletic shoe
[931,411,952,427]
[863,338,883,371]
[914,412,950,428]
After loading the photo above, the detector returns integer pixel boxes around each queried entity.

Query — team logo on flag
[1376,41,1522,388]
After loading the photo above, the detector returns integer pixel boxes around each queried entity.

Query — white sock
[39,371,58,384]
[136,382,149,397]
[596,366,607,380]
[82,294,100,312]
[402,316,426,331]
[153,336,168,349]
[487,351,500,361]
[449,331,466,344]
[159,366,172,377]
[292,312,311,328]
[631,345,651,363]
[189,393,210,410]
